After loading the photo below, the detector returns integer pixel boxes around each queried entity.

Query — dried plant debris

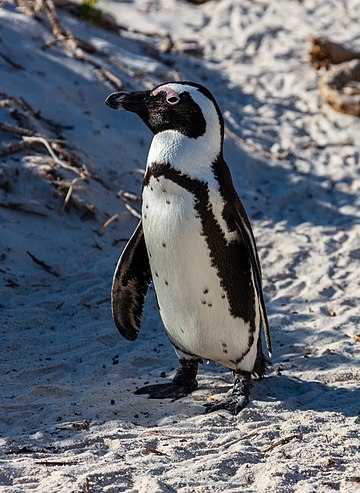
[26,250,60,277]
[309,36,360,70]
[262,434,303,453]
[309,36,360,116]
[15,0,185,88]
[184,0,213,4]
[2,0,191,225]
[35,460,79,466]
[319,62,360,117]
[15,0,124,90]
[0,92,98,218]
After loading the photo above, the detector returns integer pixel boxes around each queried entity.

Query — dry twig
[141,448,169,457]
[99,213,120,235]
[262,433,303,453]
[123,201,141,219]
[26,250,60,277]
[35,460,78,466]
[0,203,48,217]
[39,0,124,90]
[0,121,44,138]
[0,140,36,157]
[0,52,25,70]
[60,176,85,215]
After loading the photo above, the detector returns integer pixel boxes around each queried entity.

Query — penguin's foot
[134,379,197,400]
[204,370,251,415]
[134,358,198,401]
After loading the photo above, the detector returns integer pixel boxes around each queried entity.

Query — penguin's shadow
[223,136,359,230]
[121,371,359,424]
[251,373,359,417]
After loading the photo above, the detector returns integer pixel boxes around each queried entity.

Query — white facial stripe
[152,83,187,96]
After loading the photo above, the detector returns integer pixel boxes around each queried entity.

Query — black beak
[105,90,152,112]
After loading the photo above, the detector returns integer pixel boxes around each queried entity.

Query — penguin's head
[106,82,224,143]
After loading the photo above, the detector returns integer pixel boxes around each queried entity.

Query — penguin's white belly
[142,175,259,371]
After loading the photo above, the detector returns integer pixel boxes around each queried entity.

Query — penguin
[105,82,271,415]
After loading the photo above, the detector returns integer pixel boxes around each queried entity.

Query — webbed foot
[134,380,197,400]
[204,370,251,415]
[134,358,198,401]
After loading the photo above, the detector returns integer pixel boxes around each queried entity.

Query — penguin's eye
[166,95,180,105]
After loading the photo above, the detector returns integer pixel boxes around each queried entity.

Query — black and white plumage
[106,82,271,414]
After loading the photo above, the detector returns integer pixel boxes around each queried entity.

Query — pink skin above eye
[152,86,179,101]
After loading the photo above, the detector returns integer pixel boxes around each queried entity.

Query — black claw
[204,393,249,415]
[204,370,251,415]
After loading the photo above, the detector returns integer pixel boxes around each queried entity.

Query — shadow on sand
[252,373,359,417]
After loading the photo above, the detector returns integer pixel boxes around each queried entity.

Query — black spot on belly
[201,299,206,305]
[162,242,166,248]
[207,302,212,307]
[223,349,228,354]
[155,272,159,277]
[221,294,226,299]
[166,199,170,204]
[222,342,227,348]
[165,280,168,286]
[144,214,147,219]
[203,288,209,294]
[146,205,149,209]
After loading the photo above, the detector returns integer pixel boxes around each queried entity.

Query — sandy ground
[0,0,359,492]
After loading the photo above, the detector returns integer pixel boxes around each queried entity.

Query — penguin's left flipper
[111,221,152,341]
[204,371,251,415]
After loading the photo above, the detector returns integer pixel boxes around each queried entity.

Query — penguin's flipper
[111,220,152,341]
[233,206,272,357]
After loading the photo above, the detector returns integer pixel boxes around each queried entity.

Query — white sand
[0,0,359,491]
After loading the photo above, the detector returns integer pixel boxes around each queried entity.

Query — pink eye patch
[152,86,180,100]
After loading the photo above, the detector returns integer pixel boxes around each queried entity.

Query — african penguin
[106,81,271,415]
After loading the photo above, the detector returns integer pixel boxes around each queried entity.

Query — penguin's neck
[147,129,222,182]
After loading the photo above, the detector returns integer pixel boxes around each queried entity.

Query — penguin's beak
[105,90,152,112]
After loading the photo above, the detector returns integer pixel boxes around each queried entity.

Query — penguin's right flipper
[111,220,152,341]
